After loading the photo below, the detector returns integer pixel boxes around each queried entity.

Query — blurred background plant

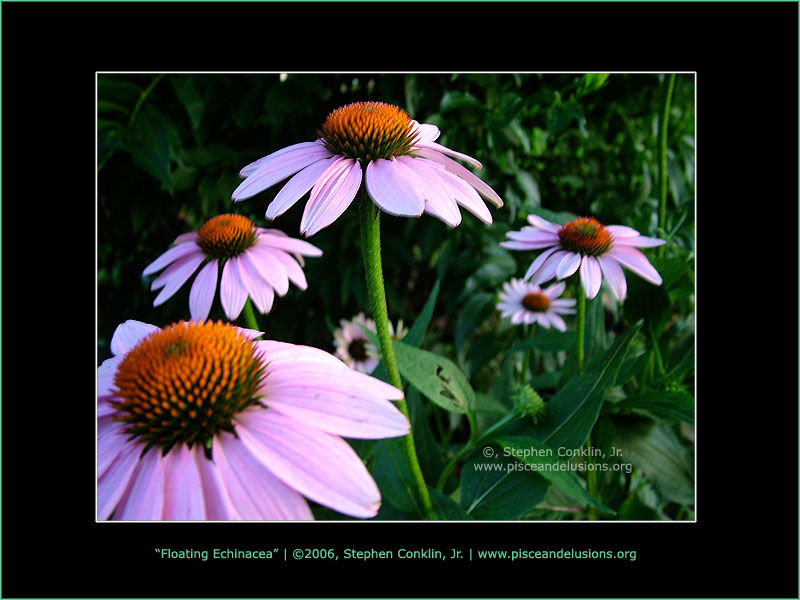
[97,72,694,520]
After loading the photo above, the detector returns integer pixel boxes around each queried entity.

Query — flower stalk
[358,191,436,520]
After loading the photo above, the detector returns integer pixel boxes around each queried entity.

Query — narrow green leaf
[614,390,694,424]
[428,487,474,520]
[401,279,440,348]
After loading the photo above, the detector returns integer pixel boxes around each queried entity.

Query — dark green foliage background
[97,73,695,520]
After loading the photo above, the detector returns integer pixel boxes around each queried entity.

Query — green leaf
[370,437,421,516]
[455,291,494,350]
[612,416,694,505]
[507,328,574,353]
[428,487,474,520]
[459,451,549,520]
[496,436,615,515]
[576,73,610,97]
[401,279,440,348]
[614,390,694,425]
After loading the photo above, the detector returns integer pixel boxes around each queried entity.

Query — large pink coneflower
[497,279,576,331]
[98,319,409,520]
[501,215,665,300]
[142,214,321,321]
[231,101,503,236]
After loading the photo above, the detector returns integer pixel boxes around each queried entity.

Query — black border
[2,2,798,599]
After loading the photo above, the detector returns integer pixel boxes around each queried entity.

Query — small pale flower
[231,101,503,236]
[333,313,379,374]
[497,279,576,331]
[501,215,665,300]
[142,214,322,321]
[98,319,409,521]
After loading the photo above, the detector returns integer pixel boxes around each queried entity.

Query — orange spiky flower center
[112,321,265,452]
[197,214,258,259]
[557,217,613,257]
[319,101,418,162]
[521,292,551,312]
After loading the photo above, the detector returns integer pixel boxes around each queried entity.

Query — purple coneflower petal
[235,254,275,314]
[110,320,160,356]
[414,139,483,170]
[188,259,218,322]
[163,444,207,520]
[114,448,165,520]
[606,225,641,239]
[435,163,494,224]
[524,246,559,281]
[152,252,206,306]
[543,281,567,299]
[97,442,141,520]
[394,156,461,227]
[265,157,335,220]
[548,312,568,332]
[598,254,628,300]
[142,242,201,277]
[256,231,323,257]
[97,418,128,478]
[365,158,425,218]
[242,246,290,295]
[613,234,667,248]
[527,214,562,233]
[301,157,362,237]
[531,249,570,285]
[607,246,663,286]
[412,147,503,208]
[235,410,382,519]
[193,445,239,520]
[212,431,314,520]
[233,142,333,201]
[556,252,582,280]
[220,257,249,320]
[258,247,308,290]
[580,255,602,299]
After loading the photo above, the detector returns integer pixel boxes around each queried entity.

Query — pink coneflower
[501,215,665,300]
[143,214,321,321]
[98,319,409,520]
[231,101,503,236]
[497,279,576,331]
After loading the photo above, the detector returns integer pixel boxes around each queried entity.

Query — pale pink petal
[580,255,602,299]
[188,259,218,322]
[542,281,567,299]
[394,156,461,227]
[110,320,160,356]
[434,162,493,224]
[548,312,568,332]
[256,232,323,257]
[606,225,641,238]
[236,254,275,314]
[530,250,569,285]
[234,410,381,519]
[414,139,483,169]
[410,120,440,142]
[365,158,425,217]
[194,445,240,520]
[265,157,335,220]
[607,246,663,286]
[113,448,165,520]
[233,142,333,201]
[152,253,207,306]
[142,242,202,276]
[220,258,249,320]
[97,442,141,520]
[162,444,207,520]
[241,246,289,295]
[523,246,559,281]
[598,254,628,301]
[527,214,562,232]
[257,247,308,290]
[213,430,314,520]
[255,340,347,369]
[556,252,582,279]
[301,157,362,237]
[173,232,199,245]
[97,417,128,479]
[506,229,561,244]
[98,393,119,417]
[501,238,559,250]
[613,235,666,248]
[412,147,503,208]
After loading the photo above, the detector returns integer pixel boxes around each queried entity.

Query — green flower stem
[521,323,536,384]
[658,73,677,257]
[241,298,263,339]
[575,282,598,519]
[436,406,522,493]
[358,193,436,521]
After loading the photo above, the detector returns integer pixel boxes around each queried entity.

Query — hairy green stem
[576,285,586,376]
[658,73,677,257]
[358,193,435,520]
[241,298,262,338]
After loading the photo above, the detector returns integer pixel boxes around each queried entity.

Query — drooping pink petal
[241,246,290,295]
[607,246,663,286]
[597,254,628,300]
[188,259,219,322]
[113,448,166,520]
[523,246,559,281]
[110,320,160,356]
[527,214,562,233]
[434,162,494,224]
[256,231,323,257]
[413,138,483,170]
[548,312,568,332]
[606,225,641,238]
[98,417,128,479]
[193,445,239,520]
[152,253,207,306]
[556,251,582,279]
[220,257,249,320]
[613,235,666,248]
[162,444,207,520]
[410,120,440,143]
[506,229,561,244]
[234,409,381,519]
[411,147,503,208]
[257,247,308,290]
[235,253,275,314]
[265,157,335,220]
[394,156,461,227]
[542,281,567,299]
[142,242,202,276]
[212,430,314,520]
[530,249,570,285]
[301,157,362,237]
[365,158,425,217]
[233,142,333,201]
[97,442,141,520]
[172,232,199,245]
[580,255,602,298]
